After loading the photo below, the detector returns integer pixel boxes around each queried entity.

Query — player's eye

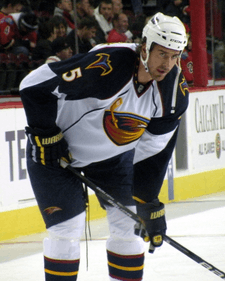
[159,52,165,57]
[172,54,179,59]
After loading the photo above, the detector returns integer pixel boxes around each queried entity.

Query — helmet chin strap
[140,51,149,73]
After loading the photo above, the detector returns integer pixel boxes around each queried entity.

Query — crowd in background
[0,0,194,90]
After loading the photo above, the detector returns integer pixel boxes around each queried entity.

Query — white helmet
[141,12,187,71]
[143,12,187,51]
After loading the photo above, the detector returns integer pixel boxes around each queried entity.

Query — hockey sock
[43,213,86,281]
[106,206,145,281]
[107,250,144,281]
[44,256,79,280]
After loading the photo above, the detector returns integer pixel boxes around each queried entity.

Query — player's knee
[106,206,137,240]
[43,212,86,260]
[47,211,86,240]
[106,206,145,255]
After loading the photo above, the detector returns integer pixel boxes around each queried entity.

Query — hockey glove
[134,199,166,248]
[26,126,71,167]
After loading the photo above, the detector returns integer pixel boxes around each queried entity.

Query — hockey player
[20,12,188,281]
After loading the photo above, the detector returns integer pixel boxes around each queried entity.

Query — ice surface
[0,192,224,281]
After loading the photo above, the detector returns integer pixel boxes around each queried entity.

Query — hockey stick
[60,159,225,279]
[60,159,146,226]
[163,235,225,279]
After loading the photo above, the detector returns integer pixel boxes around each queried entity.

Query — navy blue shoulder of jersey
[147,66,189,135]
[48,47,138,100]
[157,65,189,116]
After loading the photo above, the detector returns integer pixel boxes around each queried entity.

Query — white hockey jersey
[20,43,189,202]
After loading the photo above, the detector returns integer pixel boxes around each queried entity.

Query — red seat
[17,53,30,68]
[0,53,8,68]
[7,53,17,68]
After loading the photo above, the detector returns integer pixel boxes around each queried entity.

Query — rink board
[0,168,225,242]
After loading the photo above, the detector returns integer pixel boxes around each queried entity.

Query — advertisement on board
[188,89,225,171]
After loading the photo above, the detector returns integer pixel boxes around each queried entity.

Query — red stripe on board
[189,85,225,93]
[0,101,23,109]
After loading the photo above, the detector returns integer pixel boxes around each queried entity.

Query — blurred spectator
[164,0,184,21]
[67,16,98,54]
[34,0,55,18]
[112,0,122,15]
[130,0,143,16]
[76,0,94,24]
[28,0,42,11]
[212,41,225,78]
[32,19,58,61]
[107,13,132,43]
[45,36,72,63]
[180,1,190,27]
[127,12,146,44]
[54,0,74,34]
[0,0,27,19]
[205,0,222,40]
[0,11,38,54]
[50,15,68,38]
[11,11,38,53]
[156,0,171,13]
[181,35,193,85]
[94,0,113,43]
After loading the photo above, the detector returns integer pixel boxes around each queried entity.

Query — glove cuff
[136,200,165,221]
[25,126,64,147]
[25,125,61,137]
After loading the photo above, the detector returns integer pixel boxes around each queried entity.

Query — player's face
[81,0,91,13]
[99,3,112,21]
[55,24,67,37]
[87,27,97,39]
[118,14,128,33]
[174,0,182,6]
[59,0,73,12]
[82,26,96,40]
[58,47,73,60]
[146,44,180,81]
[9,4,23,13]
[112,0,123,14]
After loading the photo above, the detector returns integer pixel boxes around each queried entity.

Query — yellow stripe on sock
[45,269,78,276]
[108,261,144,271]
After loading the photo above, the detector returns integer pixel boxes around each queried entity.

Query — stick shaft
[64,162,144,225]
[164,235,225,279]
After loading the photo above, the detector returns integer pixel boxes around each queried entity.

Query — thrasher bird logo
[179,76,189,96]
[85,53,113,76]
[44,206,62,215]
[103,98,149,145]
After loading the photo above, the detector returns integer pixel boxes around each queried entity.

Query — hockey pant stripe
[107,250,144,280]
[44,256,79,280]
